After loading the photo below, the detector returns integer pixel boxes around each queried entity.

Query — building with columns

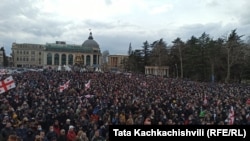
[12,32,102,68]
[108,55,128,72]
[145,66,169,77]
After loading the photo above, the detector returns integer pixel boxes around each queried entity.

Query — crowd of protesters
[0,69,250,141]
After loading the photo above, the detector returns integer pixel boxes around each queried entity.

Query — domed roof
[82,32,99,48]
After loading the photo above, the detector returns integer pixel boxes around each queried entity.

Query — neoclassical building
[12,32,102,68]
[108,55,128,72]
[145,66,169,77]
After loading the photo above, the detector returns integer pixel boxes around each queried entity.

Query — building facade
[12,32,102,68]
[11,43,44,67]
[145,66,169,77]
[108,55,128,72]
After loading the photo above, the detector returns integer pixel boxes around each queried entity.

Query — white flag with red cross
[0,76,16,94]
[85,80,91,91]
[59,80,70,92]
[228,106,235,125]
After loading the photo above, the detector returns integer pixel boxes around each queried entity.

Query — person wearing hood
[67,125,76,141]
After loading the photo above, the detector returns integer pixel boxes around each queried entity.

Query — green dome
[82,32,99,48]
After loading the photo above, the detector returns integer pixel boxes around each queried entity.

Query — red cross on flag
[0,76,16,94]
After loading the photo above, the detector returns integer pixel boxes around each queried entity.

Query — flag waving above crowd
[228,106,235,125]
[0,76,16,94]
[85,80,91,91]
[59,80,70,92]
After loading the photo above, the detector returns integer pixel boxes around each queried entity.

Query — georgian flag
[0,76,16,94]
[85,80,91,91]
[59,80,70,92]
[228,106,235,125]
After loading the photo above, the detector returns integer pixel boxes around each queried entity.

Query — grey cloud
[0,0,66,37]
[239,1,250,25]
[105,0,112,5]
[94,33,149,55]
[205,0,219,7]
[21,19,69,37]
[0,0,39,19]
[84,19,140,30]
[84,20,116,29]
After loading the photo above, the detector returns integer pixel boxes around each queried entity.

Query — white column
[66,54,68,65]
[59,53,61,65]
[84,54,86,65]
[44,52,47,66]
[90,55,93,66]
[52,53,54,65]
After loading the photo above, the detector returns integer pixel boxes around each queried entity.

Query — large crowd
[0,70,250,141]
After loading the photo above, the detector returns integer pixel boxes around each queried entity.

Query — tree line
[124,29,250,83]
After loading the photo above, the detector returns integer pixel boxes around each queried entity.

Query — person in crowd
[75,130,89,141]
[15,123,27,140]
[57,129,67,141]
[39,130,49,141]
[67,125,76,141]
[1,122,16,141]
[91,129,105,141]
[46,126,57,141]
[53,120,60,136]
[7,134,19,141]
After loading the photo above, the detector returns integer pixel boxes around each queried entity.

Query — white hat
[66,119,71,122]
[69,125,74,129]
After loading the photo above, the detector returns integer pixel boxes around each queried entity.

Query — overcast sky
[0,0,250,56]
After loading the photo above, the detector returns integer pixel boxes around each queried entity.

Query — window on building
[31,57,35,61]
[61,54,66,65]
[93,55,97,65]
[39,52,41,55]
[54,53,59,65]
[31,51,35,54]
[17,57,19,61]
[86,55,90,66]
[81,55,85,65]
[68,54,73,65]
[47,53,52,65]
[98,55,100,64]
